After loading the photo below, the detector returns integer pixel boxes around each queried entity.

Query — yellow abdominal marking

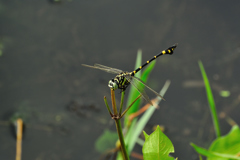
[147,61,149,63]
[162,50,166,54]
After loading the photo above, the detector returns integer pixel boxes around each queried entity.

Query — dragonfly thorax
[108,72,131,91]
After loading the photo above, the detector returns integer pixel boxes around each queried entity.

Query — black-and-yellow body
[108,43,177,91]
[130,43,177,77]
[83,43,178,103]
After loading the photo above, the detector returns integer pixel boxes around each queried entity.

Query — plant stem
[16,118,23,160]
[119,91,125,116]
[110,89,129,160]
[103,96,113,117]
[115,119,129,160]
[111,89,118,115]
[120,94,142,119]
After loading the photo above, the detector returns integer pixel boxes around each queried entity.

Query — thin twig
[120,94,142,119]
[104,96,113,117]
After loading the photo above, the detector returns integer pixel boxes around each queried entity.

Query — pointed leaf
[143,125,175,160]
[191,125,240,160]
[191,143,240,160]
[143,131,150,140]
[208,125,240,160]
[198,60,221,137]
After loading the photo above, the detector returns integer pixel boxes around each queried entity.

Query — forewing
[94,64,123,73]
[82,64,122,74]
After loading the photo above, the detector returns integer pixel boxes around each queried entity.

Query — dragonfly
[82,43,177,105]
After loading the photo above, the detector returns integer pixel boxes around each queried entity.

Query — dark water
[0,0,240,160]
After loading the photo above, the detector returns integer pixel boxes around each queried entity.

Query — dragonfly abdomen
[131,43,177,76]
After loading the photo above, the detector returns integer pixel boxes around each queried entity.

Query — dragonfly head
[108,79,118,90]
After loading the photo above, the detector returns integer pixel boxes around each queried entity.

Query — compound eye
[108,80,118,90]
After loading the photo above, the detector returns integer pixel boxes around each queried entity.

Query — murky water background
[0,1,240,159]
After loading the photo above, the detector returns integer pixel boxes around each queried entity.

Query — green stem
[119,91,125,116]
[115,119,129,160]
[103,96,113,117]
[110,89,129,160]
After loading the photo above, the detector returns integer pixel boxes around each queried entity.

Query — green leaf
[191,143,240,160]
[143,131,150,139]
[124,50,142,126]
[126,81,170,154]
[124,118,137,152]
[140,58,156,86]
[95,129,118,153]
[191,143,221,158]
[198,60,221,137]
[129,58,156,113]
[142,125,175,160]
[124,50,156,126]
[208,125,240,160]
[126,49,142,107]
[191,125,240,160]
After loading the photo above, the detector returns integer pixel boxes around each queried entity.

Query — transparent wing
[124,75,153,105]
[82,64,122,74]
[94,64,123,73]
[132,76,165,101]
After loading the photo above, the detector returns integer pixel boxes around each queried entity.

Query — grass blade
[198,60,221,137]
[127,80,171,153]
